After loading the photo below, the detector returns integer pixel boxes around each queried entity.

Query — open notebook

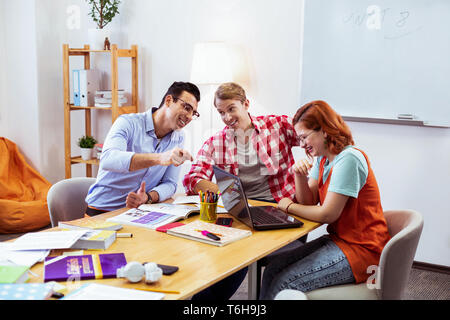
[106,203,200,230]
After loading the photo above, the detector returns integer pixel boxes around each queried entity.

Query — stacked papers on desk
[7,230,88,251]
[0,242,50,267]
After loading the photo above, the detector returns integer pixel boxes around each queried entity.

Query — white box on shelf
[78,69,99,106]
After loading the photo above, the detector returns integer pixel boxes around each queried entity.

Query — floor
[230,267,450,300]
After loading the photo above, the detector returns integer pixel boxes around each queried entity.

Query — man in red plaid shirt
[183,82,301,301]
[183,83,299,203]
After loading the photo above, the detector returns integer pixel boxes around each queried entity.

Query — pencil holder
[199,202,218,223]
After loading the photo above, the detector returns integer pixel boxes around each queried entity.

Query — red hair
[292,100,354,155]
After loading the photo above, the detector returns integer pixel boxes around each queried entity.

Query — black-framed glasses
[174,97,200,120]
[297,130,315,144]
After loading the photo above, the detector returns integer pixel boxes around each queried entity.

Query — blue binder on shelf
[73,69,80,106]
[72,69,99,107]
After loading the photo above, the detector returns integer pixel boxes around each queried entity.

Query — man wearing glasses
[85,81,201,216]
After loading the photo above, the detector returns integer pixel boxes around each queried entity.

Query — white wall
[0,0,41,169]
[1,0,448,266]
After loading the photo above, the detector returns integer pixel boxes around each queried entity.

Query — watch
[146,192,153,204]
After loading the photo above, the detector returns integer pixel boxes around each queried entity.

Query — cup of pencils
[199,190,220,223]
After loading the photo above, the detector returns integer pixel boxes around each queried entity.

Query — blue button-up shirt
[85,108,184,211]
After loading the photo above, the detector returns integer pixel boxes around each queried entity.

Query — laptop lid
[213,165,303,230]
[213,166,256,229]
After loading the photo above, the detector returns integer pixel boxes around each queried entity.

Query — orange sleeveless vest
[318,148,390,283]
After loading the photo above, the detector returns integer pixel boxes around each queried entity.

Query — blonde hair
[214,82,247,106]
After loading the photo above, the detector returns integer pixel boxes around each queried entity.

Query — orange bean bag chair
[0,137,51,233]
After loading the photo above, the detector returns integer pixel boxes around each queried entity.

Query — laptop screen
[213,166,254,228]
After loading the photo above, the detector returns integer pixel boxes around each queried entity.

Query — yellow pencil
[195,229,223,237]
[135,287,180,294]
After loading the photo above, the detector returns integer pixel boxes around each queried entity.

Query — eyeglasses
[297,130,315,144]
[175,97,200,120]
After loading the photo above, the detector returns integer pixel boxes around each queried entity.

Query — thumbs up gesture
[126,181,148,208]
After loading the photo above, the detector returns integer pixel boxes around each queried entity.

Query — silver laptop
[213,166,303,230]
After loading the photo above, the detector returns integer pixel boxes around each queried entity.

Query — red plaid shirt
[183,114,299,202]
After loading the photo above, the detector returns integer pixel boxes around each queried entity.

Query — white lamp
[184,42,234,164]
[190,42,233,85]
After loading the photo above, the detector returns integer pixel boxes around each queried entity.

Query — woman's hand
[277,197,294,213]
[292,158,313,177]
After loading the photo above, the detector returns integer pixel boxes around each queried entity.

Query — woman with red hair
[260,100,391,300]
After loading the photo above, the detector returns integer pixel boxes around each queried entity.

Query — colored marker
[195,230,221,241]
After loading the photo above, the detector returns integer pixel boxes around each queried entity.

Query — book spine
[92,254,103,279]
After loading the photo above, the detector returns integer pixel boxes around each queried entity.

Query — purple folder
[44,253,127,282]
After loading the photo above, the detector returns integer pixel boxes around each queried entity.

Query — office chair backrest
[47,177,97,227]
[378,210,424,299]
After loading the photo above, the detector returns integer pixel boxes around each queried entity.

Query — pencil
[135,287,180,294]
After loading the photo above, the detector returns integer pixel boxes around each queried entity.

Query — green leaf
[85,0,121,29]
[78,135,98,148]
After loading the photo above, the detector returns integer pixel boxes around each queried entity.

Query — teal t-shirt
[309,146,369,198]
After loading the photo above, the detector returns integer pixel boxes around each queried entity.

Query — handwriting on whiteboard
[342,5,422,39]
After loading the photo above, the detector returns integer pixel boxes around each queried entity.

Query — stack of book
[94,90,127,107]
[58,218,123,250]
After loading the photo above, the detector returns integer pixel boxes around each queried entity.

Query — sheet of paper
[0,243,50,267]
[8,230,88,251]
[172,195,200,204]
[63,283,164,300]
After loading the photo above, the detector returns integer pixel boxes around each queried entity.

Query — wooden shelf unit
[63,44,138,178]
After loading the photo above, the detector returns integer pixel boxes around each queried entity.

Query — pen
[117,233,133,238]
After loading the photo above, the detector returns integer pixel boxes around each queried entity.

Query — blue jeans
[260,235,355,300]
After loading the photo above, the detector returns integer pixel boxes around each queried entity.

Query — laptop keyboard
[250,207,283,224]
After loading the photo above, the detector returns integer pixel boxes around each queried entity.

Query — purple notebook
[44,253,127,282]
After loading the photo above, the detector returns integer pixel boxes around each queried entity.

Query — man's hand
[159,147,193,166]
[126,181,148,208]
[277,197,294,213]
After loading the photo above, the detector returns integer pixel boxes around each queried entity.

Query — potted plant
[86,0,121,50]
[78,135,98,160]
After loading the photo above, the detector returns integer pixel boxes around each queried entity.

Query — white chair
[275,210,424,300]
[47,177,97,227]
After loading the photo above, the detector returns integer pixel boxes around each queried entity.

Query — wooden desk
[28,200,321,300]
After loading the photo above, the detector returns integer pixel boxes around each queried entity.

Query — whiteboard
[300,0,450,125]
